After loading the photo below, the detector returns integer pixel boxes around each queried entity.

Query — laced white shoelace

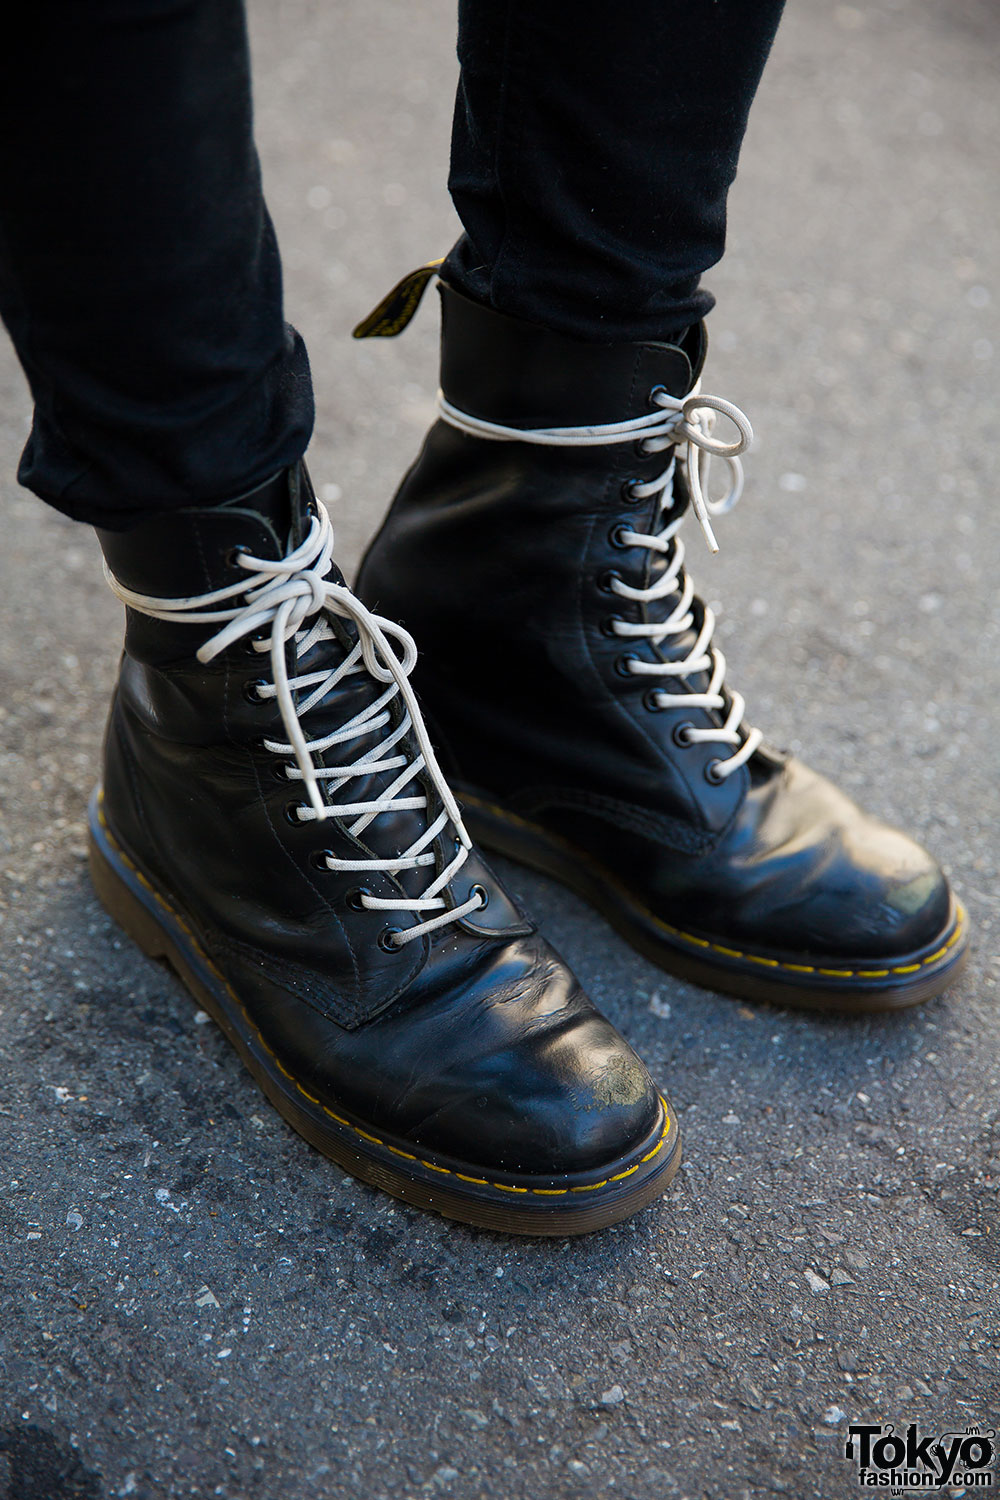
[438,383,763,781]
[104,504,483,947]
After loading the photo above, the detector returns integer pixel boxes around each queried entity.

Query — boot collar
[95,465,310,600]
[438,281,705,430]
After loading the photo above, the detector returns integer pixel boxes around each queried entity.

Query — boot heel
[88,816,171,962]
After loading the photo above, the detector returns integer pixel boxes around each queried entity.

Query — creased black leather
[356,284,953,967]
[97,462,662,1172]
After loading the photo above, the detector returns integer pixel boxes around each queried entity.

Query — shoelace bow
[105,505,483,947]
[438,384,763,781]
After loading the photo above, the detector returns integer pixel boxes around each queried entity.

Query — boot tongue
[632,326,718,704]
[295,647,452,903]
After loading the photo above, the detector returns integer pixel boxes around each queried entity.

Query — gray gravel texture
[0,2,998,1497]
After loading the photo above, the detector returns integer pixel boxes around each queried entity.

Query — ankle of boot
[438,282,704,428]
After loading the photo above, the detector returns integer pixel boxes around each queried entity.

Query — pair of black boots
[89,276,967,1235]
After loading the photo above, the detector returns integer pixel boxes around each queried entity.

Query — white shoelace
[104,504,483,947]
[439,383,763,781]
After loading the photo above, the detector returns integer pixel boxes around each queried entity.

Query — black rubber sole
[87,791,680,1236]
[458,790,970,1014]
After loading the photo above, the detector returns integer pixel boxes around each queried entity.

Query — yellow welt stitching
[892,964,922,975]
[494,1183,529,1194]
[530,1188,568,1196]
[817,968,854,978]
[611,1164,640,1181]
[455,1174,489,1186]
[571,1180,610,1193]
[419,1160,451,1175]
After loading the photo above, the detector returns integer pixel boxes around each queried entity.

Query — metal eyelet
[600,615,624,638]
[470,883,489,911]
[378,926,403,952]
[608,523,632,549]
[597,569,622,594]
[672,721,695,746]
[271,762,291,782]
[648,384,667,405]
[284,799,307,824]
[346,885,372,909]
[243,679,267,704]
[227,545,251,569]
[241,635,263,657]
[615,654,639,679]
[310,849,334,871]
[643,690,667,713]
[705,759,725,785]
[620,479,642,505]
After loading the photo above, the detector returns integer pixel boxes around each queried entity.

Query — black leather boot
[90,462,679,1233]
[356,277,968,1013]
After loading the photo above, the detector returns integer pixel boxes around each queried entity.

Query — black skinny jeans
[0,0,784,529]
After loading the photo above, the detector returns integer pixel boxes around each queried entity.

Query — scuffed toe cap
[409,1007,664,1176]
[768,764,955,962]
[839,818,952,959]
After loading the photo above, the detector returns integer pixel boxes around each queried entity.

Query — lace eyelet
[241,634,264,657]
[615,653,639,679]
[346,885,372,909]
[608,523,632,550]
[284,799,307,824]
[648,384,667,406]
[672,720,695,746]
[310,849,334,871]
[600,614,624,638]
[271,762,291,782]
[227,545,251,569]
[469,883,489,911]
[378,926,403,952]
[620,479,642,505]
[643,690,667,714]
[704,759,725,785]
[597,569,622,594]
[243,678,267,704]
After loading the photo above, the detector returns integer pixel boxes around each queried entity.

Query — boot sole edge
[86,789,680,1236]
[458,791,970,1014]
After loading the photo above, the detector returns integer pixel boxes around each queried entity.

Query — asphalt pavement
[0,1,998,1496]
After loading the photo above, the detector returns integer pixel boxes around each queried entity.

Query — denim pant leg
[444,0,786,342]
[0,0,313,528]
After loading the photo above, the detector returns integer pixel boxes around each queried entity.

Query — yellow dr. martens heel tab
[352,258,445,339]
